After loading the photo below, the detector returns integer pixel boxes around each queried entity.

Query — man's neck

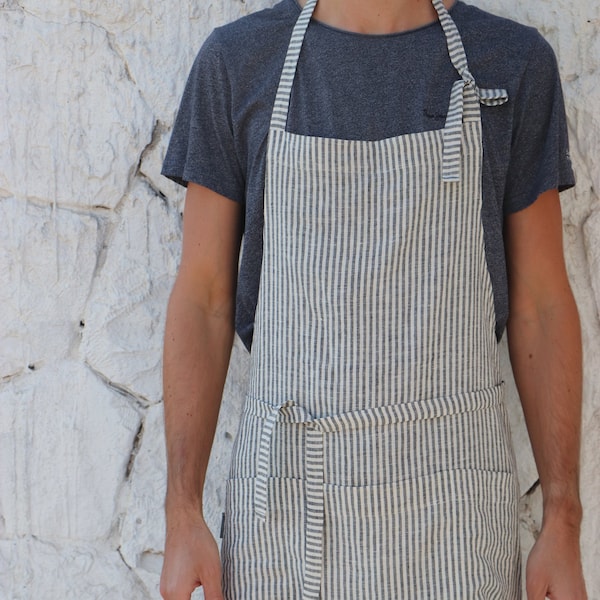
[298,0,455,35]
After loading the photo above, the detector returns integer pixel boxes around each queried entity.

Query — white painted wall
[1,0,598,598]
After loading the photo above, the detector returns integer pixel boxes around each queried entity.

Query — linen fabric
[162,0,575,351]
[220,0,521,597]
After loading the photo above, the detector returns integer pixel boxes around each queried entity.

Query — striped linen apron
[221,0,521,597]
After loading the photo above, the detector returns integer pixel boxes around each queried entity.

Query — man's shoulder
[453,1,553,88]
[211,0,295,60]
[454,1,540,43]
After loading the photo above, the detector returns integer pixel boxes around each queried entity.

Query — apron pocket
[221,476,306,600]
[322,468,521,599]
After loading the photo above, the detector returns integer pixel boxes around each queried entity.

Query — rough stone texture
[0,198,99,378]
[0,0,598,598]
[14,0,280,124]
[117,403,167,598]
[0,361,141,541]
[81,182,181,404]
[0,9,154,209]
[566,222,600,600]
[584,208,600,319]
[0,538,148,599]
[117,341,250,600]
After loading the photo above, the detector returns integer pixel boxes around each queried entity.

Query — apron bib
[222,1,521,597]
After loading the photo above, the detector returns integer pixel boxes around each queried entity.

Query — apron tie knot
[442,77,509,182]
[461,67,476,88]
[254,399,316,522]
[433,0,508,181]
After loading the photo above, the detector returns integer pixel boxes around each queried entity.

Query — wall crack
[84,361,151,410]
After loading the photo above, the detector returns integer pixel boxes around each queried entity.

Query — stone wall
[0,0,598,598]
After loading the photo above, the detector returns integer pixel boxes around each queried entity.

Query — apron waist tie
[251,383,505,520]
[249,384,504,598]
[254,399,324,600]
[254,399,317,521]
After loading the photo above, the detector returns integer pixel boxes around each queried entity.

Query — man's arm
[504,188,587,600]
[160,183,242,600]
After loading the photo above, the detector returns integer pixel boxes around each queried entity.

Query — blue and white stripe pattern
[221,0,520,598]
[432,0,508,182]
[269,0,318,132]
[430,0,508,181]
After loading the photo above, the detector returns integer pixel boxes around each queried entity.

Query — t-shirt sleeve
[161,30,245,203]
[503,33,575,214]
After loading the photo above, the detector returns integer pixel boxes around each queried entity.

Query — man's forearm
[163,280,235,517]
[507,293,583,526]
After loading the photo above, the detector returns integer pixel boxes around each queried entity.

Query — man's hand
[526,518,587,600]
[160,508,224,600]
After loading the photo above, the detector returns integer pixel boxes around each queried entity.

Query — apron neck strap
[431,0,474,86]
[430,0,509,108]
[269,0,507,133]
[269,0,318,130]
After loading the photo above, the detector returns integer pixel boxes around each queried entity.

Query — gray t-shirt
[162,0,575,352]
